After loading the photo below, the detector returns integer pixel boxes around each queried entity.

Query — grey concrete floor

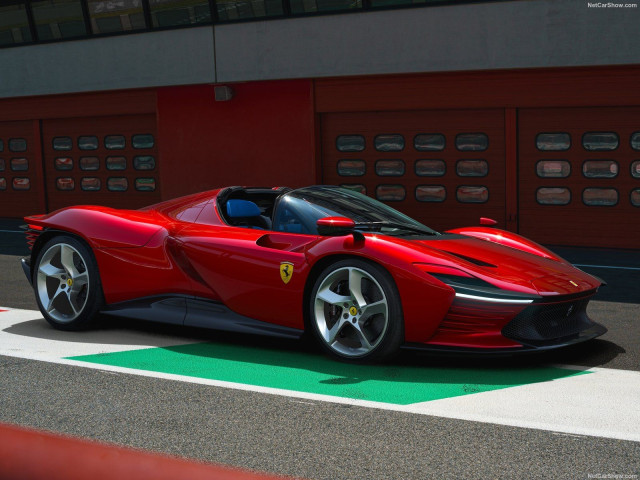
[1,219,639,479]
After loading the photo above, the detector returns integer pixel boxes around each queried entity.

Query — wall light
[214,86,234,101]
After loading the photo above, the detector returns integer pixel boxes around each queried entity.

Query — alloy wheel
[36,243,90,323]
[313,266,389,358]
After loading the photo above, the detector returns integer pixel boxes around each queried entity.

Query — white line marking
[1,307,639,443]
[574,264,640,271]
[552,432,586,439]
[3,350,638,443]
[0,307,202,357]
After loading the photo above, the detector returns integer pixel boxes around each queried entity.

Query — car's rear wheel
[309,259,403,362]
[34,235,104,330]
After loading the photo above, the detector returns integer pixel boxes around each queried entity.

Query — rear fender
[25,207,164,249]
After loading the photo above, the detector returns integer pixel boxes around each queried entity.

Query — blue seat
[226,199,271,229]
[227,199,261,218]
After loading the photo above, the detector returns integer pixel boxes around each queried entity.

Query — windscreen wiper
[354,221,439,236]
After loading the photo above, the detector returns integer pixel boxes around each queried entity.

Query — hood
[409,234,600,296]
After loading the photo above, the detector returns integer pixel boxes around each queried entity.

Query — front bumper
[21,257,32,285]
[501,293,606,348]
[406,288,607,355]
[403,321,607,355]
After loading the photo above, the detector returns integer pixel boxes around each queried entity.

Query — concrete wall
[0,0,638,98]
[0,26,216,98]
[215,0,640,82]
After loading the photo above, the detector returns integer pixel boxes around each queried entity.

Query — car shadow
[73,327,629,394]
[68,341,582,406]
[2,317,203,347]
[526,339,626,368]
[152,337,621,388]
[5,316,625,392]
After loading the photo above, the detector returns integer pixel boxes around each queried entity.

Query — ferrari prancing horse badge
[280,262,294,284]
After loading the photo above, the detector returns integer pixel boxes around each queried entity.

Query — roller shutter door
[519,107,640,249]
[42,114,160,212]
[322,109,506,232]
[0,121,45,217]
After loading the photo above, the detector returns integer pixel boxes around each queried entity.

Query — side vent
[25,224,43,251]
[166,237,209,287]
[440,250,496,268]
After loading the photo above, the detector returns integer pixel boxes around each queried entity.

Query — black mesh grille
[502,297,594,345]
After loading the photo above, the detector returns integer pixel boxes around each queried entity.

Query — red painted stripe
[0,422,292,480]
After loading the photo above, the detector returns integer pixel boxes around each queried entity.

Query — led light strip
[454,292,534,304]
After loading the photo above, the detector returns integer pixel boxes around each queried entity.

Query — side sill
[185,298,303,339]
[101,295,304,340]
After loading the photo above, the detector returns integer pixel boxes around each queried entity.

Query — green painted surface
[68,342,588,405]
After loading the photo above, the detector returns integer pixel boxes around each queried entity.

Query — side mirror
[480,217,498,226]
[317,217,356,236]
[317,217,365,241]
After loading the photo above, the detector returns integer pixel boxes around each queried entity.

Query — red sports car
[21,185,606,361]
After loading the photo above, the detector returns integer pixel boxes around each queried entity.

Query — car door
[174,222,318,330]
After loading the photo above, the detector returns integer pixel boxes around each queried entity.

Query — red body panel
[25,187,604,349]
[176,225,311,329]
[445,227,565,262]
[303,235,457,342]
[93,229,198,304]
[26,207,163,249]
[424,296,528,349]
[417,234,600,295]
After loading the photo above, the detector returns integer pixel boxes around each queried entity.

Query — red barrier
[0,422,291,480]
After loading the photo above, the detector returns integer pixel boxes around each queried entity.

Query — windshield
[272,186,439,236]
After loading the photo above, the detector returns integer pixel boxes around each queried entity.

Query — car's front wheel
[34,235,104,330]
[309,259,404,362]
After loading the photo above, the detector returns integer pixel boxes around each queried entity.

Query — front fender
[306,235,456,343]
[445,227,566,263]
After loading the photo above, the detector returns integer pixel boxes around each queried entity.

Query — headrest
[226,199,261,218]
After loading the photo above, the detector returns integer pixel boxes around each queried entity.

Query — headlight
[413,262,538,304]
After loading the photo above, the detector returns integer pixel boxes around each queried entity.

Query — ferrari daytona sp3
[22,185,606,361]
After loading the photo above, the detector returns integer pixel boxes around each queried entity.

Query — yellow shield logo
[280,262,294,284]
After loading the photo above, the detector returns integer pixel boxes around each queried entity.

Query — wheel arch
[304,245,458,344]
[302,253,401,330]
[31,230,97,280]
[31,230,105,331]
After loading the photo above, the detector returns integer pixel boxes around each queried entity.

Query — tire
[33,235,104,331]
[309,258,404,362]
